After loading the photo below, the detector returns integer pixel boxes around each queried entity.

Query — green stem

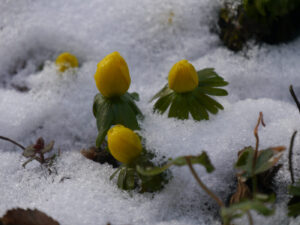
[185,157,224,207]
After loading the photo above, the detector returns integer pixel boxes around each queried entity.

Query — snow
[0,0,300,225]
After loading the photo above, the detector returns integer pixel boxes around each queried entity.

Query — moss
[218,0,300,51]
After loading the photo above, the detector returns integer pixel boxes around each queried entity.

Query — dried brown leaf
[1,208,60,225]
[230,177,251,204]
[81,146,119,168]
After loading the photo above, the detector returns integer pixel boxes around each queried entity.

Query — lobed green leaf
[168,94,189,120]
[137,152,214,176]
[288,181,300,217]
[153,93,173,114]
[221,198,274,224]
[93,93,142,147]
[151,67,228,121]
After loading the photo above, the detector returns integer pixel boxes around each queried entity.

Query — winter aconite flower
[168,60,198,93]
[152,62,228,121]
[107,125,142,164]
[94,52,131,98]
[93,52,142,147]
[55,52,78,72]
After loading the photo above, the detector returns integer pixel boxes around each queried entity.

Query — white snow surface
[0,0,300,225]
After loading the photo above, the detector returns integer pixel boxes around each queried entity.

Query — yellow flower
[94,52,131,98]
[107,125,142,164]
[168,60,199,93]
[55,52,79,72]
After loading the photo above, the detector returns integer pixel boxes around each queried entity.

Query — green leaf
[288,202,300,217]
[194,94,218,114]
[112,99,139,130]
[151,68,228,121]
[153,93,173,114]
[223,200,274,215]
[94,96,114,147]
[42,141,55,153]
[93,93,107,117]
[198,80,229,87]
[137,163,170,176]
[172,153,215,172]
[122,93,143,117]
[221,198,274,224]
[289,183,300,196]
[254,149,275,174]
[125,168,136,190]
[187,96,205,121]
[137,152,214,176]
[235,147,285,180]
[235,147,254,172]
[150,84,172,102]
[93,93,143,147]
[197,68,220,80]
[95,119,113,147]
[197,87,228,96]
[128,92,140,101]
[110,167,122,180]
[197,68,228,87]
[117,168,127,189]
[191,98,209,120]
[288,181,300,217]
[168,94,189,120]
[255,0,267,16]
[194,93,224,110]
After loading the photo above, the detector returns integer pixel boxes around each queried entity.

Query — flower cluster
[91,51,228,192]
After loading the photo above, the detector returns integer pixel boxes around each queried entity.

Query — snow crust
[0,0,300,224]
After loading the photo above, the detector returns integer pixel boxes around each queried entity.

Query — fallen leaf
[1,208,60,225]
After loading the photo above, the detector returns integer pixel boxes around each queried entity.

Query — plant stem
[289,85,300,113]
[39,152,45,164]
[252,112,265,195]
[253,112,265,167]
[246,211,254,225]
[0,136,25,150]
[288,131,297,184]
[185,157,224,207]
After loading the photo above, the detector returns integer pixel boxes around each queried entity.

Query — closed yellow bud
[168,60,199,93]
[94,52,131,98]
[107,125,142,164]
[55,52,78,72]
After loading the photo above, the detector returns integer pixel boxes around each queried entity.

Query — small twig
[0,136,25,150]
[185,157,224,207]
[252,112,265,195]
[289,85,300,113]
[246,211,254,225]
[253,112,265,169]
[288,131,297,184]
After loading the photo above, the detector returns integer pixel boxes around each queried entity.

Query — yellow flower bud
[107,125,142,164]
[94,52,131,98]
[55,52,79,72]
[168,60,199,93]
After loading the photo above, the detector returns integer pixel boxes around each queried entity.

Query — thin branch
[288,131,297,184]
[289,85,300,113]
[0,135,25,150]
[185,157,224,207]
